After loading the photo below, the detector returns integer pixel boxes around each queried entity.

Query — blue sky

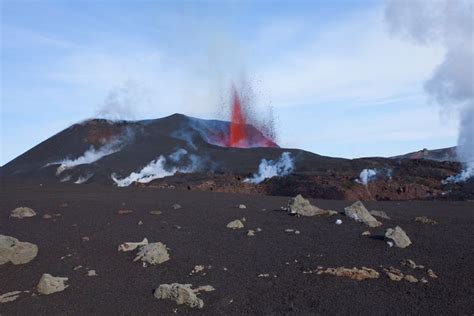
[0,0,458,165]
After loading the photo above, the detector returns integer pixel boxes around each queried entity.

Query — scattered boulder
[317,267,379,281]
[190,265,205,275]
[361,231,371,236]
[415,216,438,225]
[384,267,404,281]
[401,259,424,269]
[172,204,182,210]
[385,226,412,248]
[10,207,36,219]
[370,210,391,220]
[247,230,256,237]
[238,204,246,209]
[427,269,438,278]
[118,238,149,252]
[36,274,69,295]
[335,219,342,225]
[0,235,38,265]
[42,214,52,220]
[344,201,382,227]
[133,242,170,265]
[154,283,214,309]
[0,291,22,303]
[404,275,418,283]
[288,195,337,217]
[149,210,162,215]
[227,219,244,229]
[87,270,97,277]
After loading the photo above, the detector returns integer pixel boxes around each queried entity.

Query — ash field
[1,112,473,315]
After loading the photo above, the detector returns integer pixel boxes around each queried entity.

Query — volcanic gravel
[1,179,473,314]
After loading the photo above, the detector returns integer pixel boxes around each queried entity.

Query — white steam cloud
[244,152,295,184]
[355,168,393,185]
[49,140,123,175]
[356,169,378,185]
[111,148,203,187]
[385,0,474,181]
[74,173,93,184]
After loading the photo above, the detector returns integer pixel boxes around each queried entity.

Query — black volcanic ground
[1,179,473,314]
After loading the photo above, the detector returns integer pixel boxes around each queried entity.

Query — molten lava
[228,88,247,147]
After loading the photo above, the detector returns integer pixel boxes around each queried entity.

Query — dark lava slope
[1,114,470,200]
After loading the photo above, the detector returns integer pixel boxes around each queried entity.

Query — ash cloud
[385,0,474,180]
[96,80,145,121]
[244,152,295,184]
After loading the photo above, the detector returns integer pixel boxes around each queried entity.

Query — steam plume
[111,148,203,187]
[385,0,474,180]
[50,140,123,175]
[356,169,377,185]
[244,152,295,184]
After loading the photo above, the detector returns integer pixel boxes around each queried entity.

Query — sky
[0,0,463,165]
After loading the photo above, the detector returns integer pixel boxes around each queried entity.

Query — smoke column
[385,0,474,180]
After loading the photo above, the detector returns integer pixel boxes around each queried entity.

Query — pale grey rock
[134,242,170,265]
[154,283,212,308]
[227,220,244,229]
[370,210,391,220]
[344,201,382,227]
[288,195,337,217]
[36,274,69,295]
[0,291,22,303]
[385,226,412,248]
[10,207,36,219]
[0,235,38,265]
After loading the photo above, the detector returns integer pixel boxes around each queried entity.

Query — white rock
[36,274,69,295]
[10,207,36,219]
[335,219,343,225]
[0,291,22,303]
[226,220,244,229]
[0,235,38,265]
[238,204,247,209]
[87,270,97,277]
[133,242,170,265]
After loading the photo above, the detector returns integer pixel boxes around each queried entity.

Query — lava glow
[228,89,247,147]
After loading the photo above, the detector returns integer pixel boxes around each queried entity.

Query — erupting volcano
[223,85,278,148]
[228,88,247,147]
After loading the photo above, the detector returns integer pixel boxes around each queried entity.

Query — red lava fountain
[228,88,247,147]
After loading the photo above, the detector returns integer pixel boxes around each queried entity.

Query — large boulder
[385,226,412,248]
[133,242,170,265]
[10,207,36,219]
[36,274,69,295]
[226,219,244,229]
[0,235,38,265]
[317,267,379,281]
[154,283,214,308]
[288,195,337,217]
[344,201,382,227]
